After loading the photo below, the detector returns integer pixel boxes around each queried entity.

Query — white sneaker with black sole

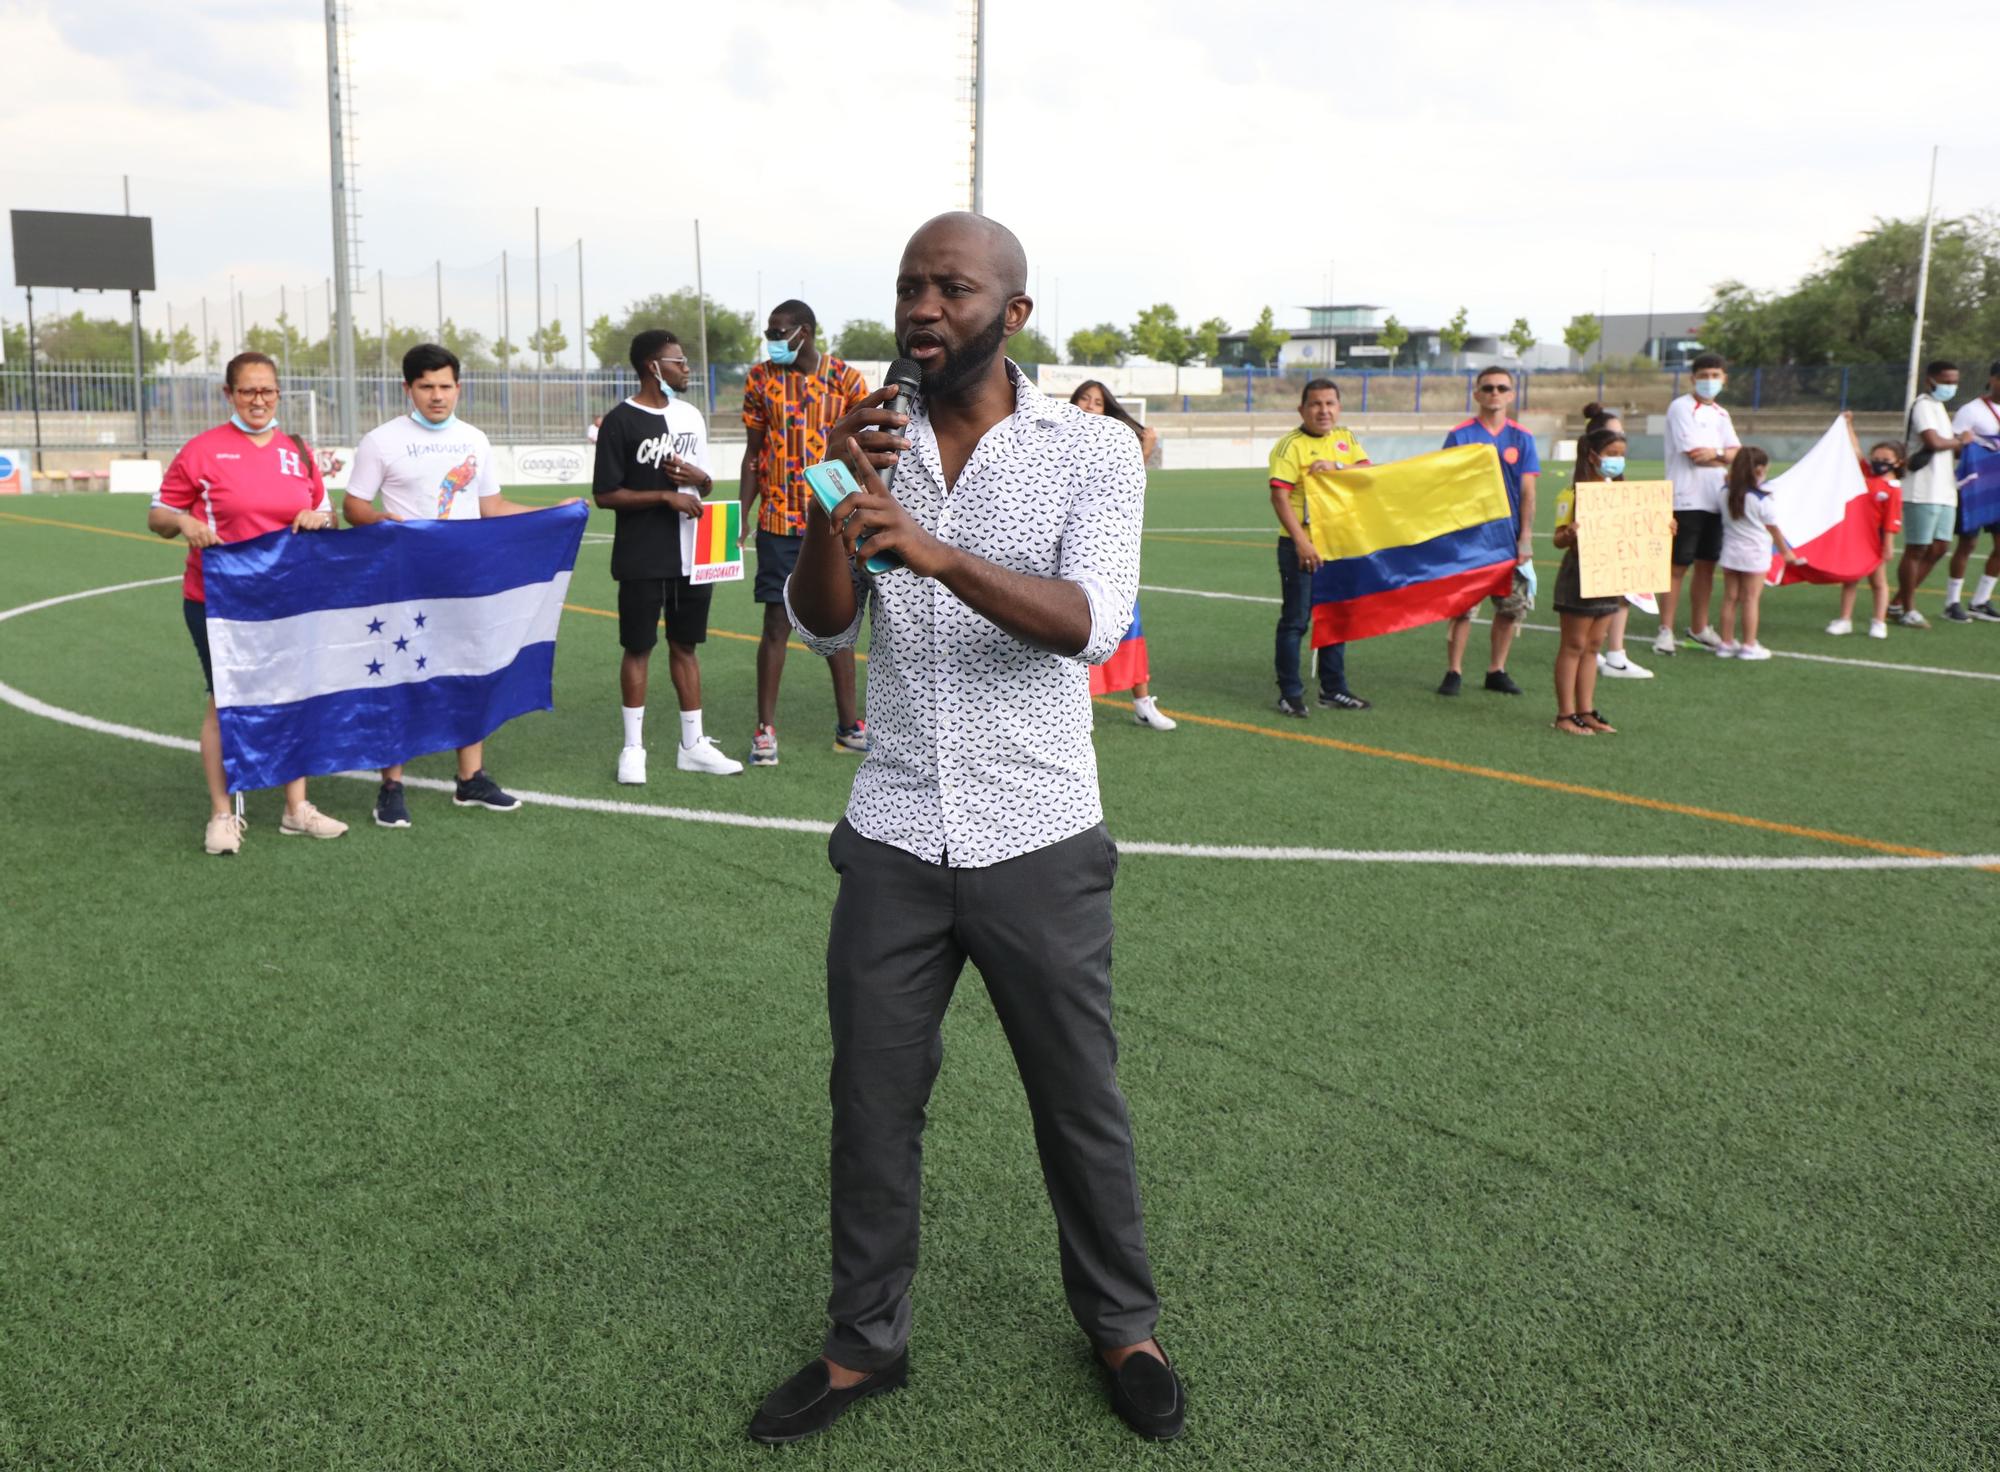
[1652,630,1677,656]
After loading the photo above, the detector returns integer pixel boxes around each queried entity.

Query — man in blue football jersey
[1438,365,1538,696]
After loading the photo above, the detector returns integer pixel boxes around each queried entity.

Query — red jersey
[155,422,328,602]
[1866,473,1903,539]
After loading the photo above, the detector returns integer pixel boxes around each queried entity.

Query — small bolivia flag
[682,499,745,584]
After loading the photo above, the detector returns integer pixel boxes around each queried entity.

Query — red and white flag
[1763,417,1879,586]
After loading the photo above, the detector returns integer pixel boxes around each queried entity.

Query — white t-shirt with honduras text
[347,413,501,522]
[1906,395,1957,507]
[1664,394,1740,514]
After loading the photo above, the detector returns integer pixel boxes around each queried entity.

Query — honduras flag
[202,501,588,793]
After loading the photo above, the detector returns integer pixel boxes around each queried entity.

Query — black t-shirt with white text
[592,398,705,581]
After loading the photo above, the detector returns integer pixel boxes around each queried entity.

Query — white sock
[1603,649,1627,667]
[1947,577,1964,604]
[1977,575,1998,605]
[622,705,645,748]
[1133,695,1155,713]
[679,709,703,749]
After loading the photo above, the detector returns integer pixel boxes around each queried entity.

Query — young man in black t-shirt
[592,329,743,780]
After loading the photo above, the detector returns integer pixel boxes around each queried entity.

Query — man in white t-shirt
[1656,352,1740,655]
[1892,360,1972,629]
[343,343,580,827]
[1943,359,2000,622]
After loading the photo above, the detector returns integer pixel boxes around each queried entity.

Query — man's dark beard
[903,310,1009,400]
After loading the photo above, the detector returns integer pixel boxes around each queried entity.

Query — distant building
[1578,311,1709,369]
[1216,304,1533,373]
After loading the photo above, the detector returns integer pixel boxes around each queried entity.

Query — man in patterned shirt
[739,300,871,766]
[750,213,1183,1447]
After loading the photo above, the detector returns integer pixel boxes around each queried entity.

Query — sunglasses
[1475,383,1512,393]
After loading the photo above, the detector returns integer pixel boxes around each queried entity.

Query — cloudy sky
[1,0,1991,357]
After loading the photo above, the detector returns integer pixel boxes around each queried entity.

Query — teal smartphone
[803,459,903,574]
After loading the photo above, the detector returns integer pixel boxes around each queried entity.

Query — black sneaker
[1276,694,1309,718]
[1483,669,1524,695]
[453,770,522,811]
[1944,601,1973,623]
[1318,690,1372,710]
[1971,601,2000,623]
[1437,671,1463,697]
[373,780,411,829]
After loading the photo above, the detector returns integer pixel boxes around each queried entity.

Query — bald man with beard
[748,214,1184,1445]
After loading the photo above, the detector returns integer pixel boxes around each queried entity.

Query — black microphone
[860,356,924,573]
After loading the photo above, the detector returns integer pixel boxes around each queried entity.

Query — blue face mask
[764,331,801,366]
[230,413,278,435]
[1599,455,1627,478]
[1693,376,1723,401]
[1934,382,1958,403]
[410,409,456,430]
[654,371,677,401]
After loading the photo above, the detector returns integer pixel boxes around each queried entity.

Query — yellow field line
[0,510,174,546]
[1092,696,1950,859]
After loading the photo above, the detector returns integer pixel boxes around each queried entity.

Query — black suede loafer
[1102,1348,1186,1441]
[747,1351,907,1445]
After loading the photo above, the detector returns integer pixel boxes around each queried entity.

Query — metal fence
[0,360,759,456]
[0,358,1929,460]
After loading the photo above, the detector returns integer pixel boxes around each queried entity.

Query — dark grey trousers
[821,818,1160,1370]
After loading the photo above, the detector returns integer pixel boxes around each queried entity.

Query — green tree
[1129,303,1192,365]
[1504,317,1536,358]
[1439,306,1471,360]
[528,317,569,367]
[1066,323,1127,366]
[167,325,200,366]
[1699,213,2000,366]
[1377,314,1409,369]
[834,318,899,359]
[589,289,756,369]
[1191,315,1230,364]
[1562,313,1602,365]
[244,314,326,371]
[1007,326,1058,364]
[1244,306,1290,368]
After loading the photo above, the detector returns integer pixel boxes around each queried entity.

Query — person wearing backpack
[1891,360,1972,628]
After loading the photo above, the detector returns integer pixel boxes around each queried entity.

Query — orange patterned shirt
[742,355,870,536]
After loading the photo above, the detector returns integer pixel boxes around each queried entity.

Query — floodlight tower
[323,0,361,440]
[957,0,986,213]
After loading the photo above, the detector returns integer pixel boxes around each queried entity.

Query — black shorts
[618,577,712,652]
[754,529,803,605]
[184,597,214,692]
[1671,509,1724,566]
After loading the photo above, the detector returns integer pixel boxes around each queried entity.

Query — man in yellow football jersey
[1267,379,1372,715]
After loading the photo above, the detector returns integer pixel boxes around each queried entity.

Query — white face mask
[1693,376,1723,401]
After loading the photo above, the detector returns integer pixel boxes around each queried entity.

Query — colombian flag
[682,500,745,584]
[1305,444,1516,645]
[1089,597,1149,696]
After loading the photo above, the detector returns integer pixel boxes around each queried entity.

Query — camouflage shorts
[1491,568,1534,620]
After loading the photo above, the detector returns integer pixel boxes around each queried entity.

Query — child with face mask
[1827,442,1904,639]
[1716,447,1798,660]
[1549,429,1637,734]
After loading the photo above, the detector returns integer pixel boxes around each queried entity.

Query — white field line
[0,577,1990,871]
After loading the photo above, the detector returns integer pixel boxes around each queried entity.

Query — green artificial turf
[1,472,1996,1470]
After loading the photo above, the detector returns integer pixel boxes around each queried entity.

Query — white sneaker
[1651,630,1677,656]
[676,736,744,775]
[617,745,647,785]
[1685,626,1723,652]
[1714,641,1741,659]
[1868,620,1889,639]
[1736,642,1773,661]
[1132,696,1177,731]
[203,811,244,856]
[279,802,347,839]
[1897,609,1929,628]
[1825,618,1853,636]
[1598,651,1654,680]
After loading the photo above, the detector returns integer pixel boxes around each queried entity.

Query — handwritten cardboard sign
[1577,480,1673,598]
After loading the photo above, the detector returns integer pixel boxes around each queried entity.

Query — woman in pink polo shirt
[147,352,347,855]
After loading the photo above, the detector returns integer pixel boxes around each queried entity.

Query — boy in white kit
[343,342,578,828]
